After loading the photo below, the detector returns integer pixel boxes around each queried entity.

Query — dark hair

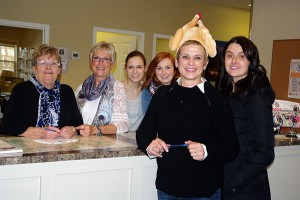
[125,50,146,67]
[142,52,179,89]
[216,36,271,97]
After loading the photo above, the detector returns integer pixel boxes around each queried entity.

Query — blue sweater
[141,88,152,115]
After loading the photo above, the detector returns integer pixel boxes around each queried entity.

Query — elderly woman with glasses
[75,41,129,136]
[3,44,83,139]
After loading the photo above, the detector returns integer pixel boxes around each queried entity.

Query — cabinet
[0,46,34,81]
[17,47,34,81]
[0,45,16,77]
[268,145,300,200]
[0,156,157,200]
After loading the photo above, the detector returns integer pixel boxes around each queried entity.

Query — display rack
[17,47,34,81]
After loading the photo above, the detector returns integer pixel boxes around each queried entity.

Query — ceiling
[202,0,252,10]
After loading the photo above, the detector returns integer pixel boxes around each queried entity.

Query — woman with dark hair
[141,52,179,114]
[122,50,146,132]
[216,36,275,200]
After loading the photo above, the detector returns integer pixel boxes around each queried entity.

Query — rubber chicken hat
[169,13,217,58]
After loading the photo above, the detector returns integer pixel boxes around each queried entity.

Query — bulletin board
[270,39,300,102]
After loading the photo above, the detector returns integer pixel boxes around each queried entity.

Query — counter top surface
[0,133,143,165]
[274,134,300,146]
[0,133,299,166]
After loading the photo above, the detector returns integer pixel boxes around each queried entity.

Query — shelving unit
[0,45,16,77]
[17,47,34,81]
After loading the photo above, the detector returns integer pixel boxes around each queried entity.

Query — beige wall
[156,38,175,56]
[0,0,250,90]
[251,0,300,79]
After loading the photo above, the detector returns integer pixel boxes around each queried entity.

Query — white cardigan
[75,80,129,133]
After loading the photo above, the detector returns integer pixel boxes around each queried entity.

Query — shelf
[0,60,15,63]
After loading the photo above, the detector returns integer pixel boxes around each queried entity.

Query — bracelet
[96,125,102,136]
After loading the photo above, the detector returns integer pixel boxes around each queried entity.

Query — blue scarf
[30,75,61,127]
[77,74,115,126]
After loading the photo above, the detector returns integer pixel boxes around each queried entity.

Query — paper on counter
[0,139,23,157]
[34,138,79,145]
[0,139,16,149]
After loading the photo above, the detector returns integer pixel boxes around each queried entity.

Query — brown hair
[142,52,179,89]
[32,44,61,66]
[125,50,146,67]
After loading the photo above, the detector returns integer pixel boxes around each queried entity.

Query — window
[0,44,16,76]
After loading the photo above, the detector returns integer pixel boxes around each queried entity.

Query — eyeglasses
[92,56,112,63]
[35,61,61,68]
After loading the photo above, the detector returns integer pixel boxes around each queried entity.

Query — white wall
[251,0,300,78]
[268,145,300,200]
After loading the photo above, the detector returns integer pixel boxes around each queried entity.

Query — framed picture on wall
[205,40,227,82]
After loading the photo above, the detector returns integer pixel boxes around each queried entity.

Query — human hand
[75,124,96,137]
[146,138,169,158]
[60,126,76,139]
[43,126,61,139]
[185,140,205,161]
[21,126,60,139]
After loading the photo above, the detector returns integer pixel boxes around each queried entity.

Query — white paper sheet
[34,138,79,145]
[0,139,23,157]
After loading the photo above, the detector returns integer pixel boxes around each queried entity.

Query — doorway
[0,19,49,80]
[152,34,175,58]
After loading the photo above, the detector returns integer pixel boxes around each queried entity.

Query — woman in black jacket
[216,36,275,200]
[137,14,239,200]
[4,44,83,139]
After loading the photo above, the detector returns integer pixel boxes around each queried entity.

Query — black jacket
[137,82,239,197]
[3,81,83,136]
[223,86,275,200]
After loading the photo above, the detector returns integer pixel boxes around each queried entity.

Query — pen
[169,144,188,148]
[45,128,60,134]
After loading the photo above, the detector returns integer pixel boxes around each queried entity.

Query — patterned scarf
[30,75,61,127]
[76,74,115,126]
[148,81,162,96]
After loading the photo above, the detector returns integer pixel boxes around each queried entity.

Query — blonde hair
[89,41,116,63]
[176,40,208,61]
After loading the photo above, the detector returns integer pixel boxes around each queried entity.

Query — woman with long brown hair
[141,52,179,114]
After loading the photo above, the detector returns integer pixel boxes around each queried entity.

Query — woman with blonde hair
[137,14,239,199]
[75,41,128,136]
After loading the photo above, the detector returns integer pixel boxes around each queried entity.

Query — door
[96,34,137,81]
